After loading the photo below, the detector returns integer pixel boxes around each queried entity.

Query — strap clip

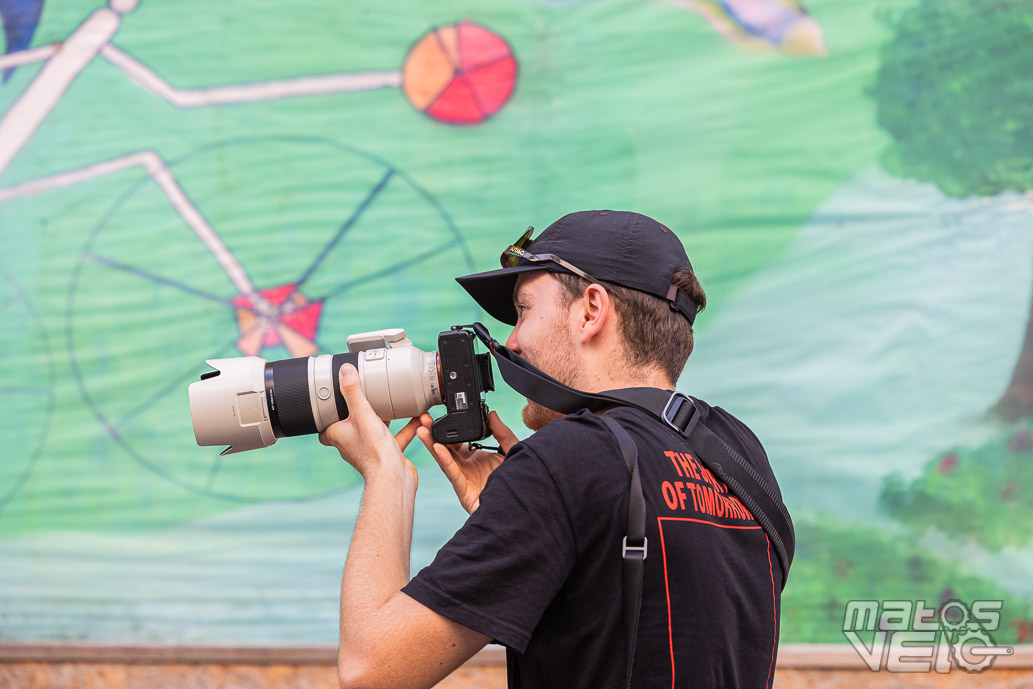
[622,536,648,560]
[467,442,503,454]
[661,392,697,435]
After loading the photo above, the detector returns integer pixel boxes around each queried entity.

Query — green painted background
[1,0,1031,646]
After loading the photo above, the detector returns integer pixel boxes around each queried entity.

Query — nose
[504,327,520,354]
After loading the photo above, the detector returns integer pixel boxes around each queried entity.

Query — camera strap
[465,324,794,587]
[598,413,644,689]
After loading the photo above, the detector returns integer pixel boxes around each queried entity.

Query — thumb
[337,363,371,418]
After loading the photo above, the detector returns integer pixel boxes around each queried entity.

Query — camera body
[431,328,495,444]
[189,326,494,455]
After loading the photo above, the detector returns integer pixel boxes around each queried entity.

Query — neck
[575,367,674,393]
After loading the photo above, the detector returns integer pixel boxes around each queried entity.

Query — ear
[575,283,612,344]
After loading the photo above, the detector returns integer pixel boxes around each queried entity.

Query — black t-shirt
[403,400,784,688]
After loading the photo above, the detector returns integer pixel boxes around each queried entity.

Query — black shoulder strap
[598,414,644,689]
[481,334,793,587]
[594,388,794,588]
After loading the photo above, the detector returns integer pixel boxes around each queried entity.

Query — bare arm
[320,365,490,689]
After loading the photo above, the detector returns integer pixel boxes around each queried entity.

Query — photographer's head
[457,210,706,428]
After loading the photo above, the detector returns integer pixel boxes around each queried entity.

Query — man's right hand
[416,411,518,514]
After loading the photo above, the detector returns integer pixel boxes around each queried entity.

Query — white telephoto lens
[189,339,446,455]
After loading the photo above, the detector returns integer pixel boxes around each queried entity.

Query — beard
[520,329,581,431]
[521,400,564,432]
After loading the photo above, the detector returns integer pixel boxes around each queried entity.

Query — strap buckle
[622,536,648,560]
[661,392,697,435]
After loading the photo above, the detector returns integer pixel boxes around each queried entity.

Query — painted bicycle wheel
[68,136,477,502]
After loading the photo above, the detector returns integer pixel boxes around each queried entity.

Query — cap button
[599,211,608,215]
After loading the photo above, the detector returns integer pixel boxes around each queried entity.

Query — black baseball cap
[456,210,698,326]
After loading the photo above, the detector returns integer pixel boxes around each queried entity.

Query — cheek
[507,318,535,354]
[514,316,544,354]
[513,304,565,354]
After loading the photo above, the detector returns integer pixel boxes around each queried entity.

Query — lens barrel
[190,343,442,455]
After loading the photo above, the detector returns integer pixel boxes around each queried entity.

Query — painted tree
[871,0,1033,420]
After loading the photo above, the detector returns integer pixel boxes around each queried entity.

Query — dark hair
[555,269,706,383]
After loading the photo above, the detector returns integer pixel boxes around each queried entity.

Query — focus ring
[270,357,319,437]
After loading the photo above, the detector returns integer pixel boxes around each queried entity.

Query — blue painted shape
[718,0,801,44]
[1,0,46,83]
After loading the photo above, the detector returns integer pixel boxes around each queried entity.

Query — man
[320,210,785,689]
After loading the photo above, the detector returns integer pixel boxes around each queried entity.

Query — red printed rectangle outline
[656,516,778,689]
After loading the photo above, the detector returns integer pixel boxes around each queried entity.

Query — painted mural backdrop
[0,0,1031,646]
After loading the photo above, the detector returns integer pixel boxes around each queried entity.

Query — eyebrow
[513,288,533,308]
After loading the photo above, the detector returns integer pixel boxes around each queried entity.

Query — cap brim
[456,264,548,325]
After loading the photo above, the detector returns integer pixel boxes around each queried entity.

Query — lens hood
[188,356,278,455]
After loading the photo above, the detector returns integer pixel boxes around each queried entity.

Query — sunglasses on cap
[500,226,602,284]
